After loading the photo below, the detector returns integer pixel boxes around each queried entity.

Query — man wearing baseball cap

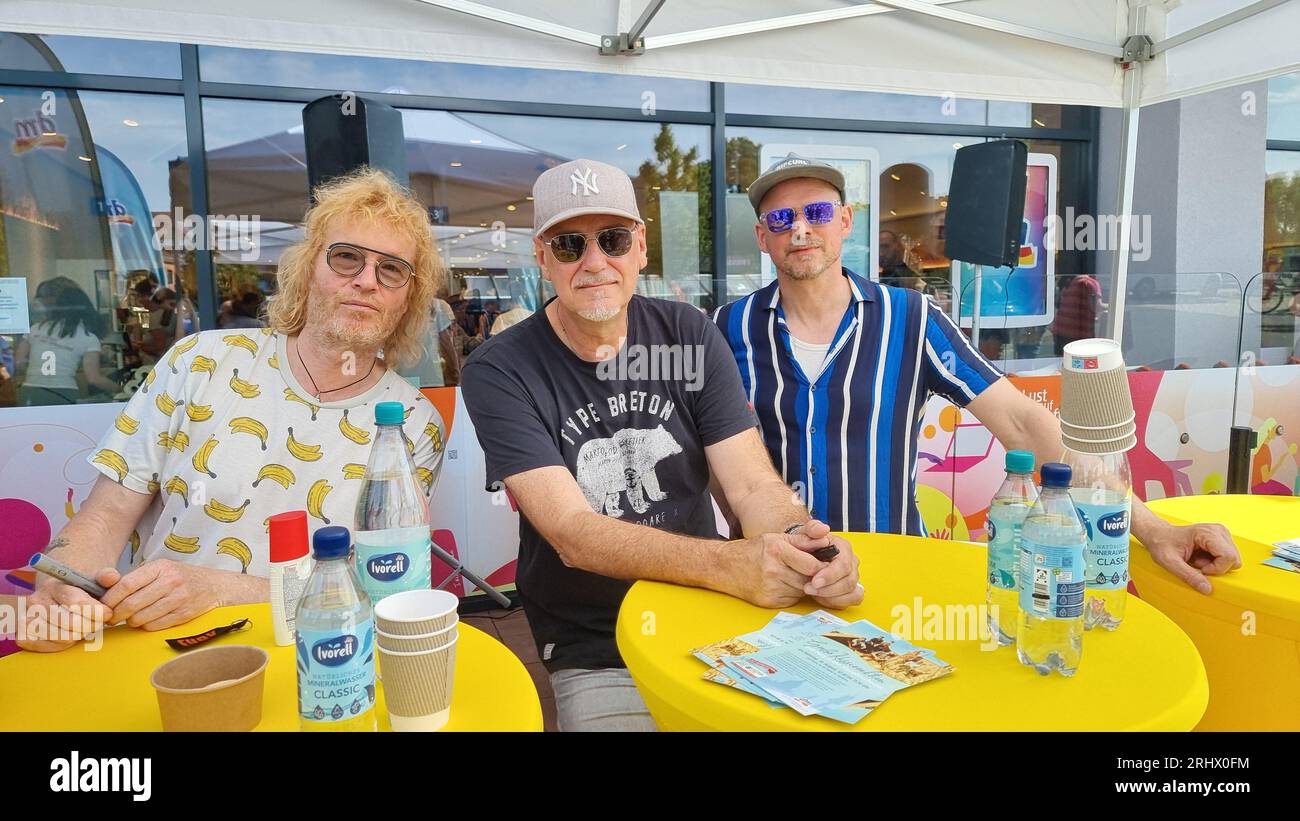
[460,159,864,731]
[712,153,1239,592]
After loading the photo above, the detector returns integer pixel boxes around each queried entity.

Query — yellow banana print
[190,355,218,375]
[404,433,415,455]
[158,431,190,452]
[338,409,370,445]
[262,515,272,533]
[167,334,200,372]
[282,388,319,421]
[185,402,214,422]
[92,449,129,483]
[222,334,259,354]
[192,434,219,478]
[286,427,323,462]
[229,368,261,399]
[204,497,251,524]
[114,411,140,436]
[424,422,443,452]
[307,478,333,524]
[260,326,274,336]
[253,463,296,490]
[267,352,279,370]
[404,406,414,422]
[154,391,183,416]
[217,537,253,574]
[163,475,190,506]
[146,473,161,495]
[164,517,201,554]
[229,416,269,450]
[342,463,367,480]
[142,366,157,393]
[129,530,141,562]
[416,466,435,491]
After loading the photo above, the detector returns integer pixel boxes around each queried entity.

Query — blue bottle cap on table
[1005,450,1034,474]
[1040,462,1072,488]
[375,401,404,426]
[313,526,351,559]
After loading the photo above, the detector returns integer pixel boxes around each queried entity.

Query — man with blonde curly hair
[21,167,448,652]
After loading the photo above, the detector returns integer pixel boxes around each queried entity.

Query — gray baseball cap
[747,152,847,215]
[532,158,643,236]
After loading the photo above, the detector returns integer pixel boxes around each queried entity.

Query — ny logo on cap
[571,167,600,196]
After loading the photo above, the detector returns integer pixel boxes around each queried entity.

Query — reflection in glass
[0,79,191,407]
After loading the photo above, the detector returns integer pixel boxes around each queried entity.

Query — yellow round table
[0,603,542,731]
[617,533,1207,731]
[1133,494,1300,731]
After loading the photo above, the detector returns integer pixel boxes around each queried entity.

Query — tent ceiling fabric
[0,1,1294,107]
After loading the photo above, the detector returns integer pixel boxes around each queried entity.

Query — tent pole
[1105,1,1148,350]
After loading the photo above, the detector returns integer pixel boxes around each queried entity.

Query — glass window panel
[0,33,181,78]
[0,89,191,408]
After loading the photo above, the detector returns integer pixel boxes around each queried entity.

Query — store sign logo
[101,198,135,225]
[12,111,67,155]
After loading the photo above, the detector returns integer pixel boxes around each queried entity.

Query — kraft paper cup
[1060,339,1135,430]
[378,635,457,732]
[150,645,269,732]
[377,622,458,653]
[374,589,458,636]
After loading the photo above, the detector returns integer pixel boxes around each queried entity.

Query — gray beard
[577,306,622,322]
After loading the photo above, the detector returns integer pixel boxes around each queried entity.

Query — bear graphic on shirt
[576,425,682,518]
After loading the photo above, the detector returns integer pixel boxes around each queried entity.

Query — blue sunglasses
[758,200,841,234]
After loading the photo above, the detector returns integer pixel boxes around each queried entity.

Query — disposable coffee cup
[1060,339,1135,430]
[377,622,458,653]
[374,589,458,636]
[378,634,457,732]
[150,645,269,732]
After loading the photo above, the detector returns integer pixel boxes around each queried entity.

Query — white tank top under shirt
[789,333,831,381]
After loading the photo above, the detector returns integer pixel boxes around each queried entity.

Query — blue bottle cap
[313,526,351,559]
[1005,450,1034,474]
[375,401,404,426]
[1040,462,1072,488]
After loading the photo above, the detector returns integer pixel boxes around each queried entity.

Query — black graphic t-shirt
[461,295,757,671]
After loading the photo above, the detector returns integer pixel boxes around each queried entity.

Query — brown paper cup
[150,645,269,732]
[374,589,458,636]
[377,622,458,653]
[378,635,456,732]
[1060,367,1135,429]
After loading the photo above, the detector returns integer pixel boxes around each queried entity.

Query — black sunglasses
[758,200,841,234]
[545,227,635,264]
[325,242,415,289]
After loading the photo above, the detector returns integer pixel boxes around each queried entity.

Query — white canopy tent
[4,0,1298,343]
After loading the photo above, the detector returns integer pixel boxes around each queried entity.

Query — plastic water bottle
[985,450,1038,646]
[1062,447,1132,631]
[296,526,377,732]
[1017,463,1087,677]
[353,401,432,604]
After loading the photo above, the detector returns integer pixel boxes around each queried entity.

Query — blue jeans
[550,668,657,732]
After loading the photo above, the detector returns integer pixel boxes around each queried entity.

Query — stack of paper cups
[1060,339,1137,454]
[374,590,459,732]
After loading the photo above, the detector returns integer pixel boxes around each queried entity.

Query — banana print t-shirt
[88,329,445,578]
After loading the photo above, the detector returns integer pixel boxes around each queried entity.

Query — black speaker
[944,139,1028,268]
[303,95,409,198]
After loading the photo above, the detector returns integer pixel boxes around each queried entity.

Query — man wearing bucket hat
[460,158,863,731]
[713,153,1239,593]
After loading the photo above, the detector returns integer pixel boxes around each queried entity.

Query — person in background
[17,277,120,405]
[977,328,1009,362]
[1051,273,1107,355]
[223,291,267,329]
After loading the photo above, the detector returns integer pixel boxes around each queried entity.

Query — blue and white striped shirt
[713,268,1003,535]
